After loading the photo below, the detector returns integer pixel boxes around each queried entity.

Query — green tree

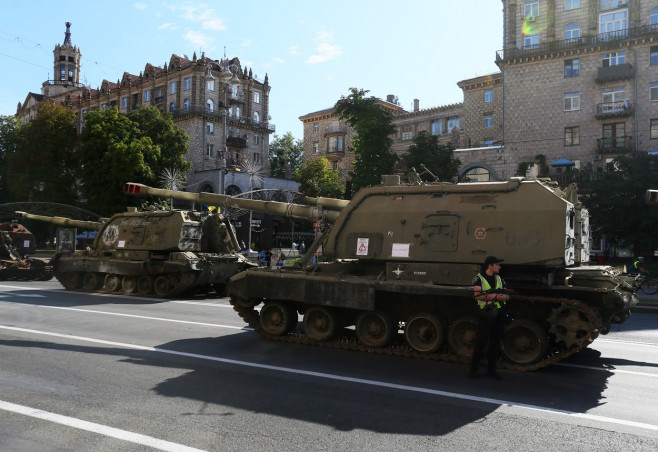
[404,131,461,182]
[334,88,398,192]
[5,102,78,204]
[0,115,20,203]
[295,157,344,198]
[268,132,303,178]
[583,154,658,253]
[77,107,191,216]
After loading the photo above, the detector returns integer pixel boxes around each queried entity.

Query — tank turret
[14,205,255,298]
[157,176,638,371]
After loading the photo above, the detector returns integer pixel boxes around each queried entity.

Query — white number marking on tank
[102,225,119,246]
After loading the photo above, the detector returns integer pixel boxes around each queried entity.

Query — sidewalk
[635,292,658,314]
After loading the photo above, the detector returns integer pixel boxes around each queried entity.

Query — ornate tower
[44,22,82,97]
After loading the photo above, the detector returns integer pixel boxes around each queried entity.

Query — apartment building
[17,22,276,197]
[497,0,658,183]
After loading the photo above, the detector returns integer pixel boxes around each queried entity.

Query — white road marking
[1,324,657,434]
[0,300,251,330]
[0,399,205,452]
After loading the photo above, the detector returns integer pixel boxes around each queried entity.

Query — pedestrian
[299,241,306,255]
[258,249,266,267]
[275,248,285,267]
[265,249,272,267]
[240,240,246,251]
[469,256,510,380]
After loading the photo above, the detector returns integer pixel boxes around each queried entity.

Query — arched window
[169,102,175,112]
[225,185,242,196]
[462,167,493,182]
[184,98,190,111]
[564,23,580,41]
[651,8,658,27]
[200,183,214,193]
[206,98,214,112]
[253,111,260,123]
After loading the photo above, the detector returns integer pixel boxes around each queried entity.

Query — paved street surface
[1,280,658,451]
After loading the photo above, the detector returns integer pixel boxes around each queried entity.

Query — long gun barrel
[14,211,104,230]
[123,183,344,223]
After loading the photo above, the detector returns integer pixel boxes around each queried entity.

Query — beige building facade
[17,22,276,196]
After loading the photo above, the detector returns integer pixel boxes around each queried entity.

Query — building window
[564,59,580,77]
[602,123,625,147]
[206,143,214,159]
[206,79,215,91]
[207,122,214,135]
[254,111,260,122]
[484,89,493,103]
[565,126,580,146]
[523,34,539,49]
[332,161,338,170]
[59,63,66,80]
[155,88,164,104]
[564,92,580,111]
[184,98,190,111]
[524,0,538,18]
[447,116,460,131]
[169,102,175,112]
[81,109,87,122]
[484,140,494,147]
[484,114,493,128]
[651,119,658,139]
[313,123,319,133]
[603,86,625,104]
[231,84,239,98]
[328,136,344,153]
[184,77,190,90]
[121,97,127,109]
[565,0,580,10]
[145,90,150,102]
[651,82,658,101]
[401,126,413,141]
[651,47,658,66]
[206,99,214,112]
[101,103,107,110]
[599,10,628,38]
[564,23,580,41]
[602,51,625,67]
[313,142,319,153]
[431,119,442,135]
[254,134,260,145]
[170,82,176,94]
[253,91,260,103]
[652,8,658,27]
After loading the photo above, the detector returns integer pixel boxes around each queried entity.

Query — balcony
[226,136,247,148]
[595,101,632,119]
[596,135,633,154]
[496,24,657,62]
[596,63,633,83]
[324,125,347,136]
[228,90,246,105]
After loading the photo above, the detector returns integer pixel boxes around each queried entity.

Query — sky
[0,0,504,140]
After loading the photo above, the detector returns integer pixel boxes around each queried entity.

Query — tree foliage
[583,154,658,252]
[334,88,398,192]
[404,131,461,182]
[295,157,344,198]
[0,115,19,203]
[4,102,78,204]
[269,132,303,178]
[77,107,191,216]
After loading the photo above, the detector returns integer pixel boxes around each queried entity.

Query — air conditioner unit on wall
[594,154,602,161]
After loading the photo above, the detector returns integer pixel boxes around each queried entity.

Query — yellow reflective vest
[475,273,505,310]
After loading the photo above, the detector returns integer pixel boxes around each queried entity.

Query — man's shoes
[487,370,502,380]
[468,370,478,379]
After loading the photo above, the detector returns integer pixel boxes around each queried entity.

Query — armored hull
[0,223,53,281]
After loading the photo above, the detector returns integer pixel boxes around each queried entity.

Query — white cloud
[241,39,252,48]
[183,30,214,51]
[271,57,285,65]
[133,2,148,10]
[158,23,175,30]
[306,30,342,64]
[165,2,227,31]
[289,46,299,55]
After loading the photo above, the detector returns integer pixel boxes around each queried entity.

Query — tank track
[229,294,602,372]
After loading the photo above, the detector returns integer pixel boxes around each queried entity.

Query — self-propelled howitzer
[15,206,254,298]
[126,178,640,371]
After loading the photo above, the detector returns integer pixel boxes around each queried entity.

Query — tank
[124,178,640,371]
[14,206,255,298]
[0,222,53,281]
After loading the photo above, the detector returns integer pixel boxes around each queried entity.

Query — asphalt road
[1,280,657,451]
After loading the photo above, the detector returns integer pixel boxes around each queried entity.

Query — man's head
[638,256,645,262]
[483,256,503,274]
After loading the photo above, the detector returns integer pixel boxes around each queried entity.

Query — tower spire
[63,22,72,46]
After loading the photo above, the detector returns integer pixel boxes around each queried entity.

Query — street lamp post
[218,58,240,195]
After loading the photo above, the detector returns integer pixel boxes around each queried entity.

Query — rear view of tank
[15,204,254,297]
[223,177,639,371]
[0,221,53,281]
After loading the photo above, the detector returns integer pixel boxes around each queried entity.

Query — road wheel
[405,313,443,353]
[61,272,82,290]
[502,319,548,365]
[447,316,478,359]
[260,301,297,336]
[82,272,102,291]
[303,306,338,341]
[104,274,121,292]
[153,275,170,297]
[137,276,152,295]
[122,276,137,294]
[356,311,395,348]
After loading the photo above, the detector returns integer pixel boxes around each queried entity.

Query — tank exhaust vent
[381,175,400,186]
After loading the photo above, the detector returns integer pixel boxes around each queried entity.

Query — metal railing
[596,135,633,153]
